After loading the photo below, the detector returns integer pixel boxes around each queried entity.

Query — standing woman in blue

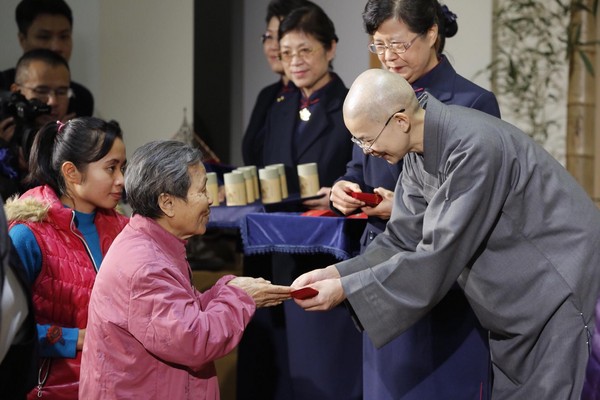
[260,3,360,400]
[261,1,353,206]
[329,1,500,399]
[241,0,307,167]
[5,117,128,399]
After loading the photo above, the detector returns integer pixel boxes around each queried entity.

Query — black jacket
[262,74,353,194]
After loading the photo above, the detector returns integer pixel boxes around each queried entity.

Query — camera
[0,90,51,124]
[0,90,51,162]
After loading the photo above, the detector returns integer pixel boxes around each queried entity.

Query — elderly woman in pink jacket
[79,140,291,400]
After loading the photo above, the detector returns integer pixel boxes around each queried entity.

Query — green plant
[481,0,570,143]
[567,0,599,76]
[481,0,599,144]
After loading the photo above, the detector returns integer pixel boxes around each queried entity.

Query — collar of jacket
[421,94,447,176]
[128,214,188,266]
[412,56,456,103]
[5,185,66,226]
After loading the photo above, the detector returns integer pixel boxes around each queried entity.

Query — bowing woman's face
[372,17,438,84]
[279,30,336,98]
[168,163,213,240]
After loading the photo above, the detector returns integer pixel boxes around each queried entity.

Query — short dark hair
[16,0,73,36]
[279,2,339,50]
[265,0,308,24]
[14,48,70,83]
[362,0,458,54]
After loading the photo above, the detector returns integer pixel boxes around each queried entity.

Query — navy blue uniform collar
[411,56,456,102]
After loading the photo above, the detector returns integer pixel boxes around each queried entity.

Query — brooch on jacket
[298,97,320,122]
[299,108,311,121]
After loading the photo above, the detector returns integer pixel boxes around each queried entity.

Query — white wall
[1,0,494,164]
[1,0,27,69]
[0,0,99,92]
[442,0,494,89]
[96,0,193,155]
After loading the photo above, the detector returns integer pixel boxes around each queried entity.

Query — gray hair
[125,140,203,218]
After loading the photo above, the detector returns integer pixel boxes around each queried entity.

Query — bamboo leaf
[578,49,595,76]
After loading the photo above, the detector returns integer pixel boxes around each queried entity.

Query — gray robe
[337,94,600,399]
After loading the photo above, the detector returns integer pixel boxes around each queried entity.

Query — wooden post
[566,0,596,198]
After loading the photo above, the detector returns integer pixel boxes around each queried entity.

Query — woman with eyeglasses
[255,2,360,400]
[260,1,354,209]
[238,2,315,399]
[329,1,501,399]
[241,0,306,167]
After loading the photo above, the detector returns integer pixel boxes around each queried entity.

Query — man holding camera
[0,49,70,200]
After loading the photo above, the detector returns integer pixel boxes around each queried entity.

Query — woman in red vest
[5,117,128,399]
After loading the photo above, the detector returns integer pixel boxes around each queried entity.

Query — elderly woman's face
[372,18,438,84]
[169,163,212,240]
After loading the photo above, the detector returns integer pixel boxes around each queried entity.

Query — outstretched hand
[228,277,292,308]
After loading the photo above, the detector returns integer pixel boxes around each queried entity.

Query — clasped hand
[330,180,394,219]
[289,265,346,311]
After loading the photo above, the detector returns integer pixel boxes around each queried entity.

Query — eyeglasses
[368,35,421,55]
[261,32,276,44]
[351,109,405,152]
[17,84,73,100]
[278,47,318,63]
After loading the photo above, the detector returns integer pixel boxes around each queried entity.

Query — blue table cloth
[206,193,319,230]
[240,212,366,260]
[207,203,265,229]
[209,204,367,400]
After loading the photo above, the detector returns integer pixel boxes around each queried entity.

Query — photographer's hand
[17,147,27,172]
[0,117,15,145]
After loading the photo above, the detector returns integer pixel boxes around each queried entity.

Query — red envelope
[291,287,319,300]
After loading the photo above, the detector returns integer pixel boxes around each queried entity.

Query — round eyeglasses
[368,34,421,55]
[278,47,318,63]
[351,109,405,152]
[17,84,73,101]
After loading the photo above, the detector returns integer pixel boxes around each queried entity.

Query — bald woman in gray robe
[292,69,600,399]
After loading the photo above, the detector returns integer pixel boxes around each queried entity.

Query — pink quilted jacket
[79,215,255,399]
